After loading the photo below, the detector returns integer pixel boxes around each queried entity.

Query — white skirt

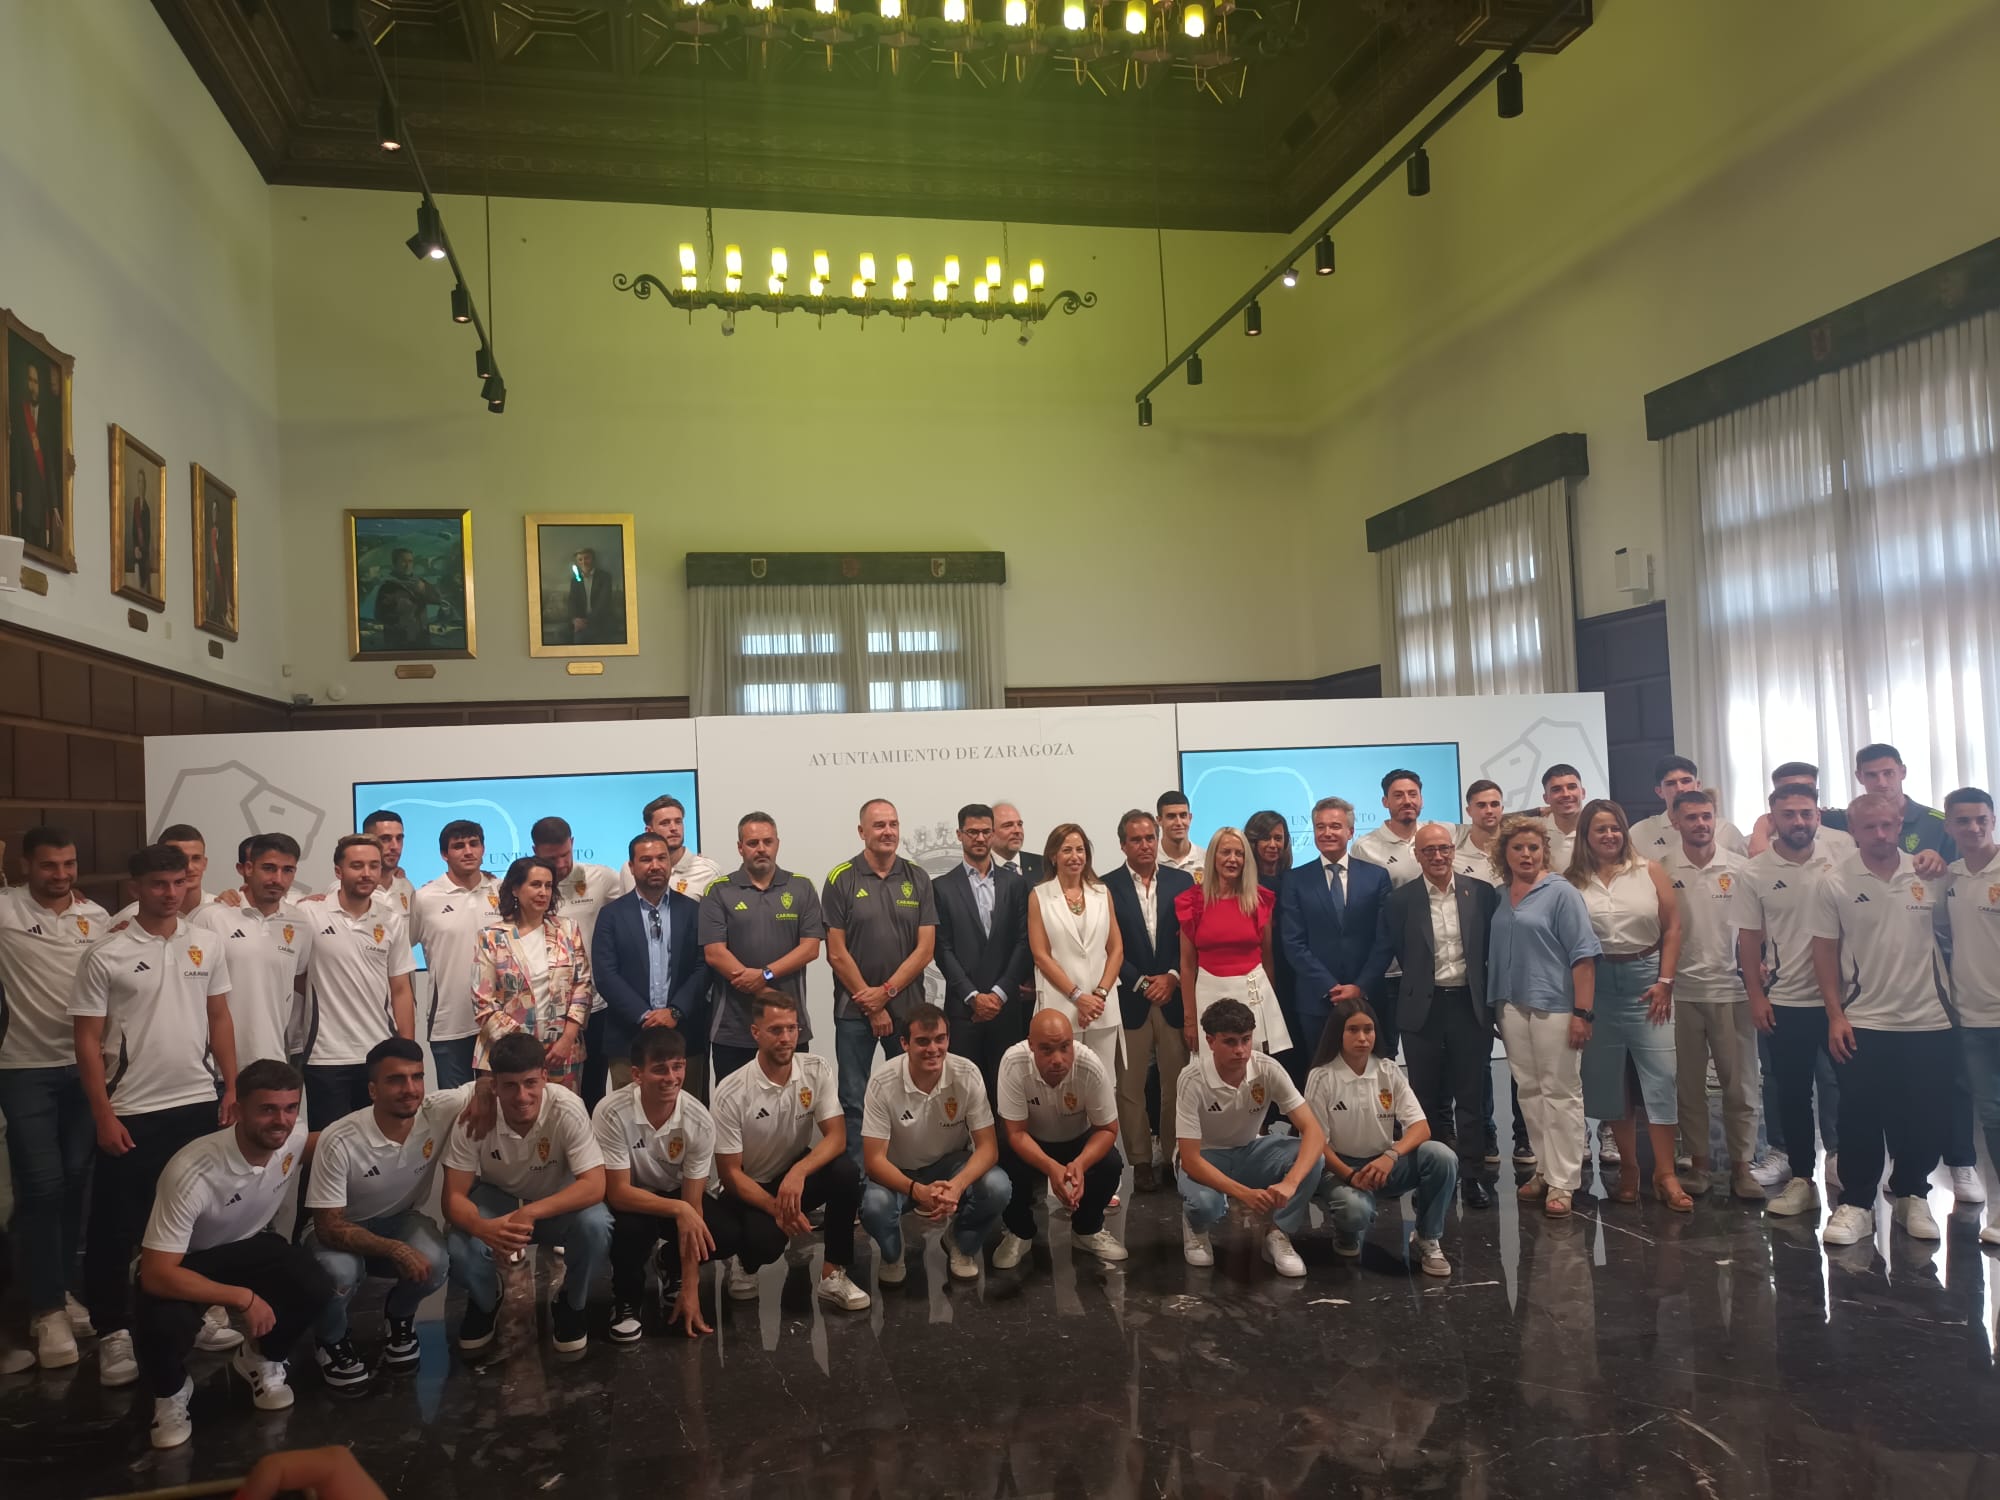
[1193,966,1294,1055]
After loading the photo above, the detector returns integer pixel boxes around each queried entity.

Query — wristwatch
[884,982,900,1000]
[1573,1007,1596,1022]
[1091,985,1109,999]
[761,967,775,983]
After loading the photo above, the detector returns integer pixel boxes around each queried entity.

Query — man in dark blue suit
[1279,797,1393,1064]
[933,803,1032,1107]
[592,833,710,1097]
[1104,811,1195,1192]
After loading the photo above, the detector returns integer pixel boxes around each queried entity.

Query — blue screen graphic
[1178,743,1462,855]
[352,769,699,891]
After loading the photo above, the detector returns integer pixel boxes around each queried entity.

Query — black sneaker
[314,1338,370,1390]
[382,1318,420,1369]
[457,1299,498,1352]
[550,1299,588,1354]
[651,1245,683,1302]
[607,1301,643,1344]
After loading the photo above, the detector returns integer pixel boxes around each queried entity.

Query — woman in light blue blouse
[1489,813,1602,1217]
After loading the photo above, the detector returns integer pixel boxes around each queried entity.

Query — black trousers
[1835,1027,1953,1210]
[84,1101,215,1335]
[135,1232,332,1397]
[582,1011,610,1112]
[1402,988,1489,1173]
[1001,1132,1121,1239]
[706,1155,861,1272]
[948,995,1028,1114]
[1374,977,1402,1061]
[609,1203,711,1304]
[1770,1006,1833,1173]
[303,1064,372,1131]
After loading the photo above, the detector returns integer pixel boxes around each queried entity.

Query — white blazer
[1032,880,1120,1033]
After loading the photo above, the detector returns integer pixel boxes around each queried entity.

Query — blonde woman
[1489,815,1601,1217]
[1567,800,1689,1210]
[1177,827,1294,1056]
[1027,824,1125,1076]
[472,856,594,1092]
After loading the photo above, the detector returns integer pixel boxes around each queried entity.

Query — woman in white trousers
[1027,823,1125,1076]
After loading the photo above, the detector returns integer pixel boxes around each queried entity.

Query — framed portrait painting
[191,465,239,640]
[345,509,476,660]
[108,426,167,611]
[524,513,638,657]
[3,309,76,572]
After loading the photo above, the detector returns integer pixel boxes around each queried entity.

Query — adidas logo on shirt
[1854,893,1871,903]
[230,929,247,939]
[225,1192,242,1206]
[362,1165,381,1178]
[442,904,455,913]
[899,1109,915,1122]
[1207,1101,1223,1112]
[25,923,42,936]
[133,961,151,973]
[1772,880,1788,890]
[489,1149,502,1161]
[1331,1100,1348,1111]
[322,924,337,935]
[733,901,749,911]
[1671,880,1686,889]
[754,1107,771,1120]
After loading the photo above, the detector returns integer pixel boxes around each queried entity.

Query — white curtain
[690,582,1006,717]
[1378,478,1578,696]
[1664,308,2000,819]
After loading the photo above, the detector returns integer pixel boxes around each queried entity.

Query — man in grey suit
[1386,823,1500,1208]
[934,803,1032,1107]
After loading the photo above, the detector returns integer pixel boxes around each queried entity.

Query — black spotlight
[1280,265,1299,289]
[1138,397,1153,428]
[405,201,445,261]
[482,374,506,413]
[1497,61,1524,119]
[451,285,471,324]
[1315,235,1336,276]
[1407,147,1431,197]
[475,345,493,380]
[377,91,402,153]
[1186,352,1204,386]
[1244,300,1262,336]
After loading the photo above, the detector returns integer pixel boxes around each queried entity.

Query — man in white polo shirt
[532,815,624,1109]
[1353,769,1430,890]
[859,1002,1011,1283]
[410,819,499,1090]
[1629,756,1749,860]
[300,835,417,1129]
[134,1059,330,1449]
[304,1036,475,1387]
[992,1010,1126,1271]
[618,795,721,902]
[1661,789,1762,1201]
[0,825,109,1368]
[707,991,869,1310]
[360,810,416,918]
[1176,997,1325,1277]
[1454,780,1507,886]
[1815,793,1956,1247]
[195,833,312,1071]
[1939,787,2000,1245]
[109,824,218,925]
[70,843,240,1388]
[442,1031,610,1354]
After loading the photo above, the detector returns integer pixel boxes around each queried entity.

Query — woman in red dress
[1175,827,1294,1058]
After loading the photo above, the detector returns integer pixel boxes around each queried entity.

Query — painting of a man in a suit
[125,467,155,591]
[201,494,231,630]
[374,547,442,650]
[8,345,65,561]
[567,547,625,645]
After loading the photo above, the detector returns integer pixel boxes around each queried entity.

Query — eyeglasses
[647,910,663,940]
[1416,844,1454,857]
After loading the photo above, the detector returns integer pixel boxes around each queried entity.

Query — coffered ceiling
[153,0,1589,232]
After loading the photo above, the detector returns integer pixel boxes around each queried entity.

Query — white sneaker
[31,1310,79,1369]
[1262,1229,1306,1277]
[1596,1124,1620,1164]
[1411,1236,1451,1277]
[1767,1178,1819,1217]
[1751,1150,1791,1188]
[150,1377,194,1449]
[229,1345,295,1410]
[1893,1195,1941,1241]
[726,1259,760,1301]
[1821,1204,1873,1246]
[876,1246,906,1285]
[1950,1166,1987,1205]
[1182,1221,1214,1268]
[195,1304,243,1353]
[947,1247,981,1281]
[65,1294,95,1338]
[1981,1221,2000,1246]
[991,1232,1032,1270]
[814,1268,871,1311]
[1072,1229,1130,1263]
[98,1329,138,1386]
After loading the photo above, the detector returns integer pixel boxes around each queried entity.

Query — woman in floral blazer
[472,856,594,1092]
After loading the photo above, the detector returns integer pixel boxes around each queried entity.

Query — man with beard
[698,813,823,1084]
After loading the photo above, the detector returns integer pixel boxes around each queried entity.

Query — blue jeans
[447,1182,611,1313]
[307,1210,449,1342]
[1179,1136,1323,1237]
[430,1037,476,1091]
[1962,1026,2000,1149]
[859,1150,1012,1261]
[835,1016,897,1164]
[1316,1141,1458,1244]
[0,1066,94,1312]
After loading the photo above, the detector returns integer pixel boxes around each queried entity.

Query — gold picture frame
[3,308,77,572]
[345,508,477,660]
[108,425,167,611]
[524,512,638,658]
[192,465,239,640]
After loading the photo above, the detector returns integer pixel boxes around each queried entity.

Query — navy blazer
[1104,863,1195,1030]
[592,888,708,1060]
[933,864,1032,1018]
[1278,855,1394,1010]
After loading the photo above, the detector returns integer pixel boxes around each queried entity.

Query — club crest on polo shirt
[901,881,913,898]
[1378,1088,1394,1112]
[943,1095,959,1122]
[1910,881,1926,903]
[488,892,499,909]
[282,924,295,944]
[372,924,386,944]
[574,878,587,897]
[537,1136,551,1163]
[187,944,204,967]
[1250,1083,1266,1107]
[77,916,90,937]
[667,1133,685,1162]
[422,1137,434,1160]
[1062,1090,1078,1112]
[798,1086,812,1110]
[1988,884,2000,907]
[1717,873,1733,893]
[281,1152,295,1176]
[781,891,794,911]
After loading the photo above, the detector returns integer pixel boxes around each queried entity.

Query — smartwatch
[761,967,775,983]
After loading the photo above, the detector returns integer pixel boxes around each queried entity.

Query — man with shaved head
[990,1010,1127,1270]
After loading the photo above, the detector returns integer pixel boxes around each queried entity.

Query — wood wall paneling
[1575,601,1672,817]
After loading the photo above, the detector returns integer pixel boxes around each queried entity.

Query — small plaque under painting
[21,565,48,596]
[394,663,437,680]
[566,661,604,676]
[208,641,224,659]
[126,609,149,632]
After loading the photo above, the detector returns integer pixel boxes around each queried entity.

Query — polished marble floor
[5,1092,2000,1498]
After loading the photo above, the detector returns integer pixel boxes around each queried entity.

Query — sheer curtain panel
[1378,478,1578,697]
[691,582,1005,717]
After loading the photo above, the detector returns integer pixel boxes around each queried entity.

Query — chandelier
[615,243,1097,331]
[658,1,1299,102]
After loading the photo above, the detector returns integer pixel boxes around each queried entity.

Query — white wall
[0,2,283,695]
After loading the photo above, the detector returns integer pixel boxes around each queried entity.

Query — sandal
[1516,1173,1547,1201]
[1544,1189,1573,1218]
[1653,1175,1694,1213]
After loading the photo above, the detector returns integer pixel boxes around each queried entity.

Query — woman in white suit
[1026,823,1126,1076]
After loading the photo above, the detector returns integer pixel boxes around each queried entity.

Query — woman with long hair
[1246,809,1303,1084]
[1177,827,1294,1057]
[472,856,594,1092]
[1026,823,1125,1076]
[1489,815,1601,1217]
[1567,800,1689,1209]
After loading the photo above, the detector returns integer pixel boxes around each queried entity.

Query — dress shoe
[1460,1178,1493,1210]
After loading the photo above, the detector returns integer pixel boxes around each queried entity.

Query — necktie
[1325,860,1345,918]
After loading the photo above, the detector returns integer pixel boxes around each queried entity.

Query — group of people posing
[0,747,1996,1452]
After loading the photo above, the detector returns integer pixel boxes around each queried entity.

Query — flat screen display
[1177,742,1462,854]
